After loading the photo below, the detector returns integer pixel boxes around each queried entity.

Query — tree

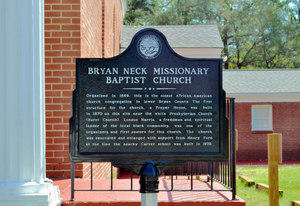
[124,0,155,25]
[124,0,300,69]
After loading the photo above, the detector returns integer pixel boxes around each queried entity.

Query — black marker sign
[70,28,228,163]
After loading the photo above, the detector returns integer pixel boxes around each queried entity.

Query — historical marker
[70,28,228,164]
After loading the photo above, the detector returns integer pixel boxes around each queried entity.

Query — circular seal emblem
[137,34,162,59]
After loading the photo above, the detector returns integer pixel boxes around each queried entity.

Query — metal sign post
[140,163,159,206]
[141,194,157,206]
[69,28,229,203]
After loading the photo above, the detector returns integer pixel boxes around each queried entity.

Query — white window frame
[251,105,273,131]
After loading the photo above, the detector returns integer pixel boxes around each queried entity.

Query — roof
[223,69,300,94]
[120,25,224,49]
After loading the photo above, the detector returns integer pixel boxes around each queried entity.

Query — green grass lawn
[236,164,300,206]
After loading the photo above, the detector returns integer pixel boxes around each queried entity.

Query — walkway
[53,161,300,205]
[54,176,245,206]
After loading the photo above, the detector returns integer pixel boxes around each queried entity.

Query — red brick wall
[45,0,124,178]
[235,102,300,161]
[80,0,122,179]
[80,0,103,58]
[103,0,123,57]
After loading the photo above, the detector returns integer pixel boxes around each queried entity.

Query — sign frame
[69,28,228,164]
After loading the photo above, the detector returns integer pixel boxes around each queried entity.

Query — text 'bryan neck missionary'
[88,67,210,84]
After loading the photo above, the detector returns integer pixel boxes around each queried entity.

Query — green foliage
[236,165,300,206]
[124,0,300,69]
[124,0,155,25]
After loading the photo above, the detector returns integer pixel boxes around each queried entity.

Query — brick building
[44,0,127,178]
[44,4,299,179]
[224,69,300,161]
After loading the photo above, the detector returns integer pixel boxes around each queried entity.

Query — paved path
[53,176,245,206]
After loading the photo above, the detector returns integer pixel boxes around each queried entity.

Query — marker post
[140,163,159,206]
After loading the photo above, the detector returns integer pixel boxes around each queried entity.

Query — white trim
[120,0,128,18]
[251,105,273,131]
[171,48,222,58]
[226,93,300,102]
[0,0,61,205]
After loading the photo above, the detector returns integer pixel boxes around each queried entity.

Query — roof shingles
[121,25,224,49]
[223,69,300,94]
